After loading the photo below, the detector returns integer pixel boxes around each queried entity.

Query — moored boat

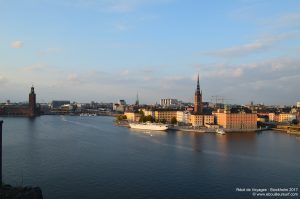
[129,122,169,131]
[216,128,226,135]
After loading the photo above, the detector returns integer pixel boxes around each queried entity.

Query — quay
[115,121,269,133]
[272,125,300,135]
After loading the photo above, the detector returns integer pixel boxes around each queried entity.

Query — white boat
[129,122,169,131]
[216,128,226,135]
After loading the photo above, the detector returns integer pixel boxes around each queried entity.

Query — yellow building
[190,114,214,126]
[269,113,296,123]
[124,112,142,122]
[154,110,177,123]
[204,115,214,125]
[141,109,155,118]
[214,109,257,129]
[190,114,204,126]
[268,113,278,122]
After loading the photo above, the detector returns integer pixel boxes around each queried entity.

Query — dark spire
[195,73,200,95]
[197,73,200,90]
[30,85,35,94]
[135,92,139,106]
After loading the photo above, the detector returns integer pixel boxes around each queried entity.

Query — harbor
[2,115,300,199]
[116,120,271,134]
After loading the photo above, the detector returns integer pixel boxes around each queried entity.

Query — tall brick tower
[194,74,203,114]
[29,86,36,117]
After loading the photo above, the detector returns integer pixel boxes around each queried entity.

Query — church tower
[194,74,203,114]
[135,92,139,106]
[29,86,36,117]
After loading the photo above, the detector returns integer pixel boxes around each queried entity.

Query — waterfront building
[154,110,177,123]
[190,114,203,127]
[204,115,214,125]
[176,111,191,124]
[124,112,142,122]
[51,100,70,109]
[214,106,257,129]
[268,113,278,122]
[190,114,214,127]
[141,109,155,118]
[269,113,296,123]
[0,86,38,117]
[113,104,125,113]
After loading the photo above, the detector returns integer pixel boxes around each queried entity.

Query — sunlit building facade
[214,107,257,129]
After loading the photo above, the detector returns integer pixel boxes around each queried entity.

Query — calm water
[1,116,300,199]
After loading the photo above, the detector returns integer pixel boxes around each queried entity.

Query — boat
[216,128,226,135]
[129,122,169,131]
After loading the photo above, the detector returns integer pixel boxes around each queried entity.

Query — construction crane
[211,96,232,108]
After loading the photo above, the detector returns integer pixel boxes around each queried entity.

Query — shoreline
[272,128,300,135]
[115,121,270,133]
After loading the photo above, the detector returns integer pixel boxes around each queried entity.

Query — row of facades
[125,108,257,129]
[125,74,258,130]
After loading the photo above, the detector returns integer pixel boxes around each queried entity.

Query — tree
[117,114,127,121]
[145,115,154,122]
[139,115,154,123]
[160,119,167,124]
[291,119,299,125]
[171,117,177,124]
[139,110,144,116]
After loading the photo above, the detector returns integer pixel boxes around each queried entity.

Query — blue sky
[1,0,300,105]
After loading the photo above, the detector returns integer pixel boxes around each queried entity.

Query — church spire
[194,72,203,114]
[197,73,200,90]
[195,73,201,95]
[135,92,139,106]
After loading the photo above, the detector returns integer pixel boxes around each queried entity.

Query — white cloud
[277,13,300,27]
[67,73,80,82]
[205,41,265,57]
[199,65,244,79]
[232,68,243,77]
[11,40,23,48]
[22,63,48,72]
[261,12,300,29]
[204,32,299,58]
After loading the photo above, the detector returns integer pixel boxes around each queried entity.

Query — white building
[176,111,191,124]
[297,101,300,108]
[160,98,178,107]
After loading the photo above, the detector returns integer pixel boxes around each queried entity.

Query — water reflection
[2,116,300,199]
[128,128,167,137]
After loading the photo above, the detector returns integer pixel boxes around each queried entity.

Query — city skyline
[1,0,300,105]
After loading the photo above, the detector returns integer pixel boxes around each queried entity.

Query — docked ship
[216,128,226,135]
[129,122,169,131]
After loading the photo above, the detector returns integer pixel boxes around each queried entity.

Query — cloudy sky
[1,0,300,105]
